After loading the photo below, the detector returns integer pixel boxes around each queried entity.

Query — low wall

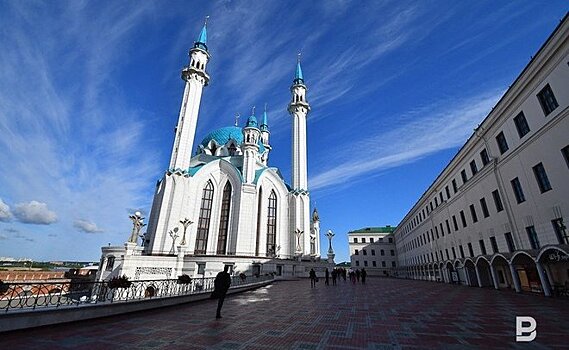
[0,279,272,333]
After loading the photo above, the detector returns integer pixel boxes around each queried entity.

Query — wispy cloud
[0,198,11,222]
[74,219,104,234]
[310,89,502,190]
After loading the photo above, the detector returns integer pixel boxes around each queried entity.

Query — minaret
[288,54,310,191]
[242,107,261,183]
[288,54,311,256]
[169,17,211,171]
[260,104,271,165]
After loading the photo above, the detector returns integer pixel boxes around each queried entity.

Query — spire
[194,16,209,51]
[246,106,258,128]
[294,52,304,84]
[260,103,269,131]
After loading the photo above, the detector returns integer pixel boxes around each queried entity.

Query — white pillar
[489,265,500,290]
[535,261,552,297]
[509,263,522,293]
[474,265,483,288]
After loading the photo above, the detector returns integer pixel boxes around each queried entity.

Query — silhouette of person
[361,268,367,285]
[212,265,231,319]
[331,269,337,286]
[356,269,361,283]
[309,268,317,288]
[325,268,330,286]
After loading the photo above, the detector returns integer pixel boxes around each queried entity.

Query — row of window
[354,248,395,256]
[400,84,561,237]
[407,218,568,266]
[354,260,397,268]
[352,236,394,243]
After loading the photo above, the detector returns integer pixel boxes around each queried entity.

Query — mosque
[96,20,333,281]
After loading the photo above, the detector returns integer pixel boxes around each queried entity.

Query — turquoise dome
[199,126,265,153]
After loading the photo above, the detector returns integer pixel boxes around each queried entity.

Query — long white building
[393,14,569,297]
[348,226,397,276]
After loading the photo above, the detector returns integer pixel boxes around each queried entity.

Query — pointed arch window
[216,182,232,255]
[266,190,277,257]
[195,180,214,254]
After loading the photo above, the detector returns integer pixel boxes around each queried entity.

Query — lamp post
[128,212,146,244]
[179,218,193,246]
[326,230,336,264]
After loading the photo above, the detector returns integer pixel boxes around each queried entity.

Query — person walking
[309,268,317,288]
[361,268,367,285]
[212,265,232,319]
[325,268,330,286]
[331,269,337,286]
[356,269,361,283]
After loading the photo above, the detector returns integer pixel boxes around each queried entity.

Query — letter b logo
[516,316,537,342]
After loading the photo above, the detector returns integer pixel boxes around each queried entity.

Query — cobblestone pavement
[1,277,568,349]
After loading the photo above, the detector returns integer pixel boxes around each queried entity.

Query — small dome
[246,115,258,128]
[199,126,265,153]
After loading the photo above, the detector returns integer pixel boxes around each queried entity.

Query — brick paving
[1,277,568,349]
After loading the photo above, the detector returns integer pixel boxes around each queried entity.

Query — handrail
[0,274,274,313]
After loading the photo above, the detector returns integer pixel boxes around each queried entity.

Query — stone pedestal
[327,252,335,264]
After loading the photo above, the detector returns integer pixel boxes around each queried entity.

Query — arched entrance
[537,246,569,297]
[510,252,542,294]
[490,254,513,290]
[475,257,493,288]
[463,259,478,286]
[434,264,440,282]
[446,261,457,284]
[454,260,467,285]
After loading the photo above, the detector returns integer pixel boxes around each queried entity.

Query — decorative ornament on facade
[295,229,304,252]
[179,218,193,246]
[128,212,146,244]
[169,228,179,255]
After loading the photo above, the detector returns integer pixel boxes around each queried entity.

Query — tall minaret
[169,17,211,171]
[242,107,261,184]
[288,54,311,256]
[260,104,271,165]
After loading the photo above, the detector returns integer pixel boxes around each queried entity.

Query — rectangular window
[392,261,396,267]
[532,162,552,193]
[513,111,530,138]
[440,223,444,237]
[537,83,559,116]
[452,215,459,231]
[364,260,368,267]
[439,192,444,203]
[370,238,374,243]
[470,204,478,223]
[445,249,450,260]
[452,247,457,259]
[362,238,366,243]
[492,190,504,212]
[354,238,358,243]
[382,261,386,267]
[355,249,359,255]
[446,220,451,235]
[526,226,540,250]
[105,256,115,271]
[553,218,568,245]
[459,245,465,259]
[435,226,439,239]
[435,197,438,207]
[511,177,526,204]
[480,198,490,218]
[480,148,490,166]
[430,202,433,211]
[562,145,569,169]
[372,261,377,267]
[496,131,509,154]
[468,243,474,257]
[356,260,360,266]
[505,232,515,253]
[452,179,458,193]
[490,236,498,253]
[461,169,468,184]
[479,239,487,255]
[445,186,450,199]
[363,249,367,255]
[390,250,395,256]
[371,249,375,256]
[470,160,478,176]
[381,249,385,256]
[460,210,467,228]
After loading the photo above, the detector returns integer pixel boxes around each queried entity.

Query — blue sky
[0,1,567,262]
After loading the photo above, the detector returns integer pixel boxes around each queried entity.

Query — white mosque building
[96,21,332,281]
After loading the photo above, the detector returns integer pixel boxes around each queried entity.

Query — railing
[0,274,274,313]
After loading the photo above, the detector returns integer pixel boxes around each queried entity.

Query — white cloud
[0,233,7,240]
[310,90,502,190]
[0,198,12,222]
[13,201,58,225]
[74,219,103,234]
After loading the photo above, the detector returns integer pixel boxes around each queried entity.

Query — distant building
[393,14,569,297]
[348,226,397,276]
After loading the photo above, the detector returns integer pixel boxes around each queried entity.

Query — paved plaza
[1,277,568,349]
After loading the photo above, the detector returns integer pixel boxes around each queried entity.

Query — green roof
[348,226,396,234]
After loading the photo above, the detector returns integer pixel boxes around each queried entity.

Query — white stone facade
[348,227,397,276]
[96,23,328,282]
[393,15,569,296]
